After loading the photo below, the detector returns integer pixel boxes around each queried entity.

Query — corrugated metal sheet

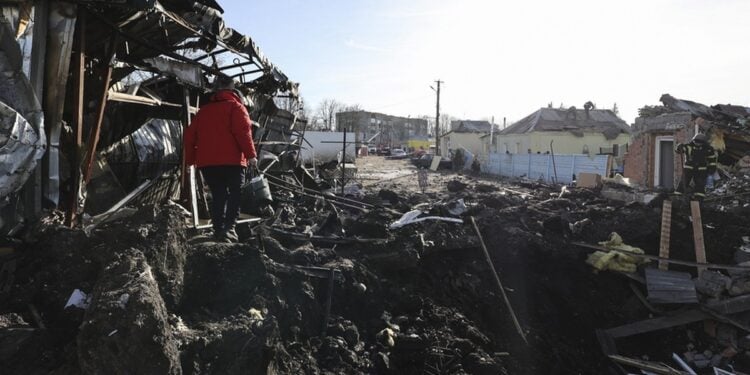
[645,268,698,304]
[482,152,610,184]
[103,118,182,191]
[0,101,45,199]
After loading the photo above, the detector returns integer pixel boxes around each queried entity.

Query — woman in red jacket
[184,76,257,242]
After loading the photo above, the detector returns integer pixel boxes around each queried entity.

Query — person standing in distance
[184,75,257,242]
[675,131,717,201]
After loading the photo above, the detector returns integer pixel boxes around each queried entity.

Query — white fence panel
[481,153,610,184]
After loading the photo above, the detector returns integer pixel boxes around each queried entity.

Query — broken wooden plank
[645,268,698,304]
[659,200,672,270]
[605,294,750,338]
[691,201,707,276]
[608,354,685,375]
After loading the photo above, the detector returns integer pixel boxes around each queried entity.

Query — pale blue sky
[221,0,750,124]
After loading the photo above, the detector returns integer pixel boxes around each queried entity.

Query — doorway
[654,137,674,189]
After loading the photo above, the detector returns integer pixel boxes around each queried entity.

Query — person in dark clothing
[675,133,717,201]
[452,148,465,172]
[184,76,257,242]
[471,157,481,174]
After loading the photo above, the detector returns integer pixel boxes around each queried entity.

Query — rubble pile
[2,170,750,374]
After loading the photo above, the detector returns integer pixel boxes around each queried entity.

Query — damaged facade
[0,0,302,232]
[625,94,750,189]
[335,110,429,150]
[2,2,750,375]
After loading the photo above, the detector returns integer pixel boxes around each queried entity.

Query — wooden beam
[690,201,707,276]
[605,294,750,338]
[658,200,672,270]
[82,36,118,185]
[66,8,85,227]
[608,355,684,375]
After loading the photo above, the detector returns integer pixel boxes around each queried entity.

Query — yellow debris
[586,232,649,273]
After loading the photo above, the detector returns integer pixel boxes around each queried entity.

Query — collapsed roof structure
[499,107,631,140]
[654,94,750,161]
[0,0,305,234]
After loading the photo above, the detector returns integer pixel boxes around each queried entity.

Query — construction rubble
[3,0,750,374]
[1,161,750,374]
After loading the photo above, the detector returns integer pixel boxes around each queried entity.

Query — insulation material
[710,128,726,152]
[586,232,648,273]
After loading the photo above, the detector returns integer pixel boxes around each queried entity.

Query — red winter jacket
[184,90,257,168]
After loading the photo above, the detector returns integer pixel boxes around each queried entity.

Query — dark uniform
[675,133,717,201]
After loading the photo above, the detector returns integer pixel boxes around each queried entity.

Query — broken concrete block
[694,270,731,298]
[577,173,602,188]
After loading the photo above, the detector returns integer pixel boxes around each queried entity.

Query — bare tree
[439,113,454,135]
[340,103,362,112]
[316,98,342,131]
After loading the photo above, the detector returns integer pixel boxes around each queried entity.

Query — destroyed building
[495,105,631,157]
[0,0,303,230]
[336,110,429,150]
[440,120,498,157]
[3,2,750,375]
[625,94,750,189]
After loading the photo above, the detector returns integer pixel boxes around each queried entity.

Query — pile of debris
[2,169,750,374]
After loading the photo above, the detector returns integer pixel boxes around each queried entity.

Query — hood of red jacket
[211,90,242,104]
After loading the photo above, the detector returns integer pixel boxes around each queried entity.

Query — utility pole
[432,80,443,155]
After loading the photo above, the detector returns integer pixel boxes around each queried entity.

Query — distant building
[495,106,630,159]
[335,111,429,150]
[440,120,498,157]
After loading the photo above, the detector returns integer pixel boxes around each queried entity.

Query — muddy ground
[2,156,750,374]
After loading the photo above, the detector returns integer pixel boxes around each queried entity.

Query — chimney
[583,101,594,119]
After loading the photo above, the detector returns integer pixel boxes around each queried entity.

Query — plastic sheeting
[0,100,46,199]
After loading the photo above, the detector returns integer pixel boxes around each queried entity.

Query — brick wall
[624,133,651,185]
[623,114,693,188]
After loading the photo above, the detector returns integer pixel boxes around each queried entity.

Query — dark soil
[1,173,748,374]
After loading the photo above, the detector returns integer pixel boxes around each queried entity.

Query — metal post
[434,80,442,156]
[341,127,346,195]
[25,0,49,218]
[550,140,558,184]
[180,86,191,200]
